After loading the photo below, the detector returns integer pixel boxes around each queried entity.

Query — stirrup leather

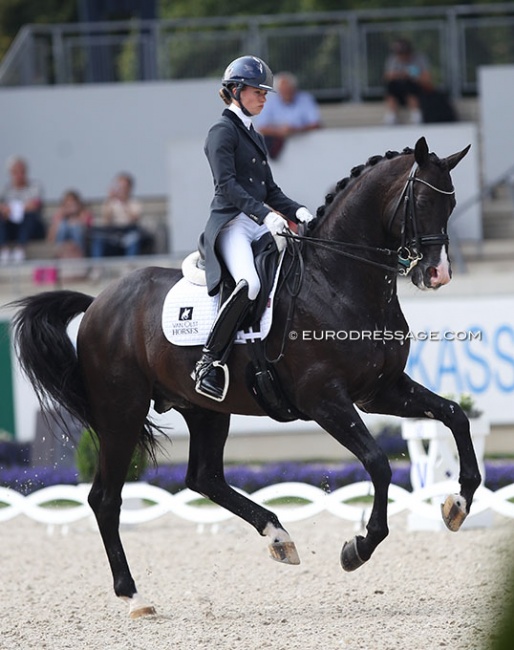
[194,359,230,402]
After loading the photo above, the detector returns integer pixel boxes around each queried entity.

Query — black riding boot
[193,280,252,401]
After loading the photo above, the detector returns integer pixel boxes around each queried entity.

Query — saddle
[196,231,307,423]
[196,231,280,326]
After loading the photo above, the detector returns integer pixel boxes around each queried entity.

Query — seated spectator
[0,156,45,264]
[89,172,143,258]
[47,189,93,259]
[254,71,321,159]
[383,38,432,125]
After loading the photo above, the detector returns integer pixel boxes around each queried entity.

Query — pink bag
[33,267,58,285]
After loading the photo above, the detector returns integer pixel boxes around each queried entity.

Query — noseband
[388,161,455,276]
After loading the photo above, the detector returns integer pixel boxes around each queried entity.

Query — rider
[193,55,314,402]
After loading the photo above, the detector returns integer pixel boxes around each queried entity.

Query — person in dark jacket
[193,55,314,401]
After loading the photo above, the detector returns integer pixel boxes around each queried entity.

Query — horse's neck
[318,186,385,247]
[303,185,398,308]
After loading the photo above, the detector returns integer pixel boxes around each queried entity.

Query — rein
[281,232,398,273]
[270,157,456,362]
[268,230,396,366]
[282,159,456,277]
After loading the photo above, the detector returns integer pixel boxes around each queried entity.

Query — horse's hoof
[269,541,301,565]
[341,537,366,572]
[441,493,468,532]
[129,605,157,619]
[123,593,157,619]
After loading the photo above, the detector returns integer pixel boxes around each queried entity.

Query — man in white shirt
[254,71,321,159]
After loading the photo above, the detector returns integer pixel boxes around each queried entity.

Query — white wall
[479,65,514,185]
[1,80,482,252]
[168,122,481,256]
[1,79,220,201]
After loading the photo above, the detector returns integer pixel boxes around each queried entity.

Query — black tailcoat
[202,109,302,296]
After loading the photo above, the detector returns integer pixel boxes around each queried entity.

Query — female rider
[193,55,314,401]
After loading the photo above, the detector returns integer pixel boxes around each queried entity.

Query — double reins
[281,231,398,273]
[282,160,456,277]
[270,160,455,363]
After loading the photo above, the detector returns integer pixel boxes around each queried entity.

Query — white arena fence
[1,480,514,528]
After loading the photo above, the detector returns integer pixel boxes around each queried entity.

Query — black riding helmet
[220,55,275,115]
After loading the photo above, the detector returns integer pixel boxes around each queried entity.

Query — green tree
[0,0,77,60]
[158,0,499,18]
[0,0,506,64]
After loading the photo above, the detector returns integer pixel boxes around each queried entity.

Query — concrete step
[460,237,514,265]
[319,97,479,128]
[482,193,514,239]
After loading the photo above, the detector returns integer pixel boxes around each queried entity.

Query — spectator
[383,38,432,125]
[0,156,45,264]
[90,172,143,258]
[47,189,93,258]
[254,71,321,159]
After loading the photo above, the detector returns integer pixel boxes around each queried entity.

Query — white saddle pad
[162,269,281,347]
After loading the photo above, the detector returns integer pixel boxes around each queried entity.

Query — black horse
[11,137,480,618]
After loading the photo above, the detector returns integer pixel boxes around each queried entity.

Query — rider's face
[238,86,268,116]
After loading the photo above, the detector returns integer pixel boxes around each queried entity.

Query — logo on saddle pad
[169,304,199,338]
[162,277,278,347]
[179,307,193,321]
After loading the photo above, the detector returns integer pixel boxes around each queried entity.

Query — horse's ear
[414,137,429,167]
[445,144,471,171]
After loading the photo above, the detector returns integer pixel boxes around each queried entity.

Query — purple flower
[0,458,512,496]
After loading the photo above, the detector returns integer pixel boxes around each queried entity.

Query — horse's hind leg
[179,406,300,565]
[87,396,156,618]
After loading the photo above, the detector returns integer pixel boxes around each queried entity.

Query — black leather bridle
[387,161,456,276]
[281,160,456,276]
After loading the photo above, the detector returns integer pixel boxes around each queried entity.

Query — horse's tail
[10,290,94,433]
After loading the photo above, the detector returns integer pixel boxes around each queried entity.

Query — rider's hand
[296,207,314,224]
[264,211,287,252]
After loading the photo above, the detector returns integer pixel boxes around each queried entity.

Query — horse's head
[388,137,470,290]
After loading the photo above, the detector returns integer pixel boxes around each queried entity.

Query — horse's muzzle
[412,248,452,290]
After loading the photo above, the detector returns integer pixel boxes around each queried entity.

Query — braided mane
[315,147,414,220]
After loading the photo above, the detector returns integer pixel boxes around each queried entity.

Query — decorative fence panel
[1,480,514,528]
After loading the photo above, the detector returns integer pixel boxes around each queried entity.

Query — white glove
[264,211,287,252]
[296,207,314,224]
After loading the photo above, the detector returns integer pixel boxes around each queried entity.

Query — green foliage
[75,428,147,483]
[0,0,76,59]
[158,0,484,18]
[443,393,483,418]
[0,0,508,71]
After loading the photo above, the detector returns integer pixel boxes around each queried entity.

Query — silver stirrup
[194,360,230,402]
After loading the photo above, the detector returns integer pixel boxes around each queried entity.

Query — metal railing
[1,4,514,100]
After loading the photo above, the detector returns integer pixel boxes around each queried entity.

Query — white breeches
[217,213,269,300]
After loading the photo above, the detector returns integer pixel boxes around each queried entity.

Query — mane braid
[315,147,414,220]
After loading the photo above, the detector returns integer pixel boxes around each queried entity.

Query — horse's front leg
[306,395,392,571]
[363,372,482,531]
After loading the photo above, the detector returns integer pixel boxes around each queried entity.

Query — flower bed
[1,459,514,496]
